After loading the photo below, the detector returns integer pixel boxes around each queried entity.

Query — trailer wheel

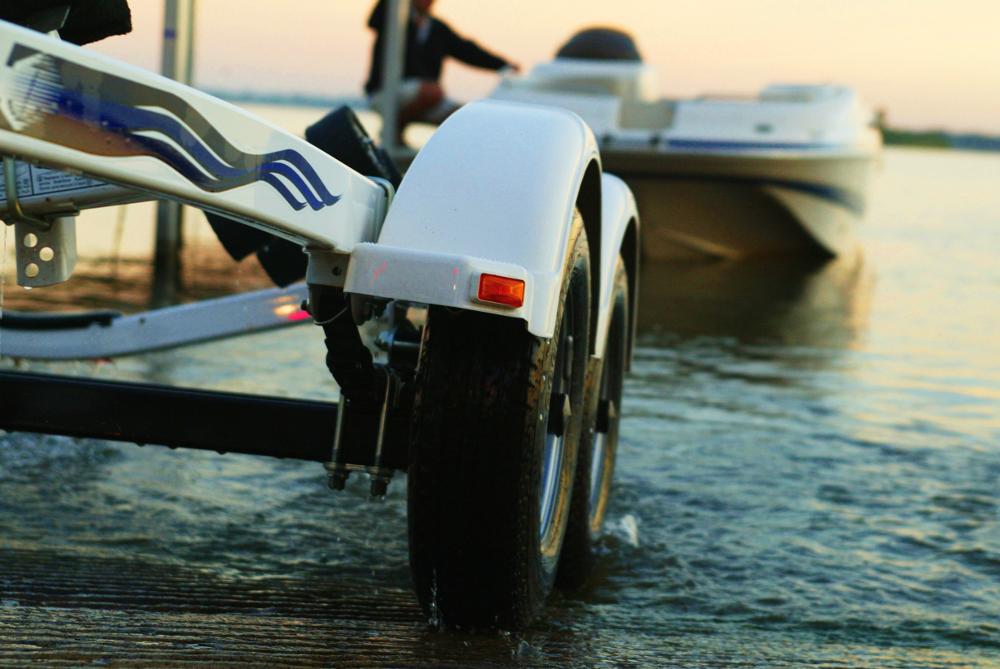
[557,257,629,589]
[407,220,591,631]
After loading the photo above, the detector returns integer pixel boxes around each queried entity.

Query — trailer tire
[557,257,629,590]
[407,218,591,631]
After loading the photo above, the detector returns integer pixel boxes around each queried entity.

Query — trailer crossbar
[0,371,409,469]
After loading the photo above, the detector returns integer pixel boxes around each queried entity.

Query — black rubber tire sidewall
[407,222,591,631]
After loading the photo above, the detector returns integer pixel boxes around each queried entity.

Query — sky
[87,0,1000,133]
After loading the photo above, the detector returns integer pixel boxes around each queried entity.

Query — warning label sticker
[0,161,110,204]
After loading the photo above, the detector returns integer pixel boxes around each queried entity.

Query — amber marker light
[478,274,525,307]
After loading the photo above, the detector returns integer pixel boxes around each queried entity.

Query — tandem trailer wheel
[557,256,629,589]
[406,219,592,631]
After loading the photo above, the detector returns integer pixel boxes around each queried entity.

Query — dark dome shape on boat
[555,28,642,62]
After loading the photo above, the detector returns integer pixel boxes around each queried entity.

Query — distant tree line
[874,111,1000,152]
[207,89,367,109]
[880,129,1000,152]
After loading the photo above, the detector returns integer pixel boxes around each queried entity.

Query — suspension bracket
[2,157,78,287]
[306,283,415,498]
[325,366,401,498]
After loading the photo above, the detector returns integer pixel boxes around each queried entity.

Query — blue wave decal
[13,60,340,213]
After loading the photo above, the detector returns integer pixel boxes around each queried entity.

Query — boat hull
[601,148,875,260]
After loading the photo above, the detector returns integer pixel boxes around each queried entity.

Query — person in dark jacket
[365,0,519,142]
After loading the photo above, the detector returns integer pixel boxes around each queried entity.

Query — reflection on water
[2,147,1000,667]
[637,251,871,348]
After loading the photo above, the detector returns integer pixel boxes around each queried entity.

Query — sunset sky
[87,0,1000,133]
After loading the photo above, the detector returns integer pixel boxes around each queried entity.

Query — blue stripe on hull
[620,172,865,215]
[663,139,842,152]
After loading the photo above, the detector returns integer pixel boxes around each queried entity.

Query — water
[1,147,999,667]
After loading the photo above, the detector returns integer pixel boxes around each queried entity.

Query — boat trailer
[0,13,640,631]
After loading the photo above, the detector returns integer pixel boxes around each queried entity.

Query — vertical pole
[151,0,196,308]
[378,0,409,157]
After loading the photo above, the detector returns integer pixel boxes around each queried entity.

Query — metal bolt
[597,399,616,434]
[328,471,349,491]
[547,392,571,437]
[370,478,389,498]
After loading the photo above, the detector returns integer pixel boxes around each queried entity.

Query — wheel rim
[589,340,614,513]
[589,430,607,513]
[540,433,563,542]
[589,297,624,522]
[540,298,574,543]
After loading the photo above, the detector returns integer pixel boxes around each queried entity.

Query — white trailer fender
[596,173,639,363]
[344,100,602,340]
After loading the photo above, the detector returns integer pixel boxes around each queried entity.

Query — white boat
[490,29,882,260]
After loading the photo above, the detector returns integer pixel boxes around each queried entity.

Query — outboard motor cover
[555,27,642,62]
[0,0,132,45]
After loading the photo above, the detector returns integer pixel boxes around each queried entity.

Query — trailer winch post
[152,0,197,308]
[376,0,410,158]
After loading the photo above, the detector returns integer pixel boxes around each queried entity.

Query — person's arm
[440,21,509,71]
[368,0,386,31]
[364,0,389,94]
